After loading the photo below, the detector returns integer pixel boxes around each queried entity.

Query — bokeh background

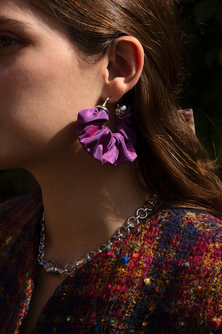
[0,0,221,203]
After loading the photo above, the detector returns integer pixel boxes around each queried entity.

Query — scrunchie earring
[76,98,137,166]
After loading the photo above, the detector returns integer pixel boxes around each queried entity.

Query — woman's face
[0,0,106,170]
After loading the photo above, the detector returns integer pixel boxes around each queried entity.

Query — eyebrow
[0,16,32,29]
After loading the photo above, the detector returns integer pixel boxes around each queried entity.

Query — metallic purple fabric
[76,105,137,165]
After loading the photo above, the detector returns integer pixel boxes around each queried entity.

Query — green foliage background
[0,0,221,202]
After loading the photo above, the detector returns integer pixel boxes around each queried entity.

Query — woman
[0,0,222,333]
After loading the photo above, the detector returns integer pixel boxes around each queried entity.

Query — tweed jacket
[0,195,222,333]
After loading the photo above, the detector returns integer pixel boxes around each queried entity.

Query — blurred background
[179,0,222,165]
[0,0,221,203]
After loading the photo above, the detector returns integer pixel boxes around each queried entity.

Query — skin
[0,0,149,332]
[0,0,107,170]
[0,0,146,256]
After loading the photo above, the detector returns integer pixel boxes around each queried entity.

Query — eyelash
[0,36,20,49]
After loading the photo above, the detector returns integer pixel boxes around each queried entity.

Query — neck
[27,149,150,266]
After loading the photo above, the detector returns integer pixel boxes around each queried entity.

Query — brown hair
[29,0,222,218]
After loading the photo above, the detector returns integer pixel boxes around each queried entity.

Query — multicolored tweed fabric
[0,195,222,333]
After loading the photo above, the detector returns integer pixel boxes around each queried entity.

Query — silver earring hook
[96,97,110,115]
[103,97,110,108]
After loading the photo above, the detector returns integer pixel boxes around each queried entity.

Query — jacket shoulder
[0,193,42,243]
[160,206,222,231]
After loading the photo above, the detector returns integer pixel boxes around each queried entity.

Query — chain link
[38,194,160,277]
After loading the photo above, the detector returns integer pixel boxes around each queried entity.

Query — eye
[0,36,20,49]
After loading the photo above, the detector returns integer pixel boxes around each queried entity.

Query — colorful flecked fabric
[0,195,222,333]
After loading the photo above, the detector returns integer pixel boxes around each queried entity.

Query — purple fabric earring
[76,98,137,166]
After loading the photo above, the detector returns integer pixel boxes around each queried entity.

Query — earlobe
[103,36,144,103]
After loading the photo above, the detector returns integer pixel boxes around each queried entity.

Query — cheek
[0,44,102,169]
[0,53,82,170]
[0,53,78,134]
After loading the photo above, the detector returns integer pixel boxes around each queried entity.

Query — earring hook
[96,97,110,115]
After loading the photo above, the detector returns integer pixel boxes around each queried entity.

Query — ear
[102,36,144,103]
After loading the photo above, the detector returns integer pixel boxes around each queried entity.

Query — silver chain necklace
[37,194,160,278]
